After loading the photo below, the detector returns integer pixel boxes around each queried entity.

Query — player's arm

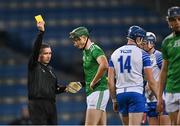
[142,51,158,98]
[28,21,45,69]
[158,60,168,99]
[144,68,158,98]
[108,59,118,112]
[90,55,108,90]
[157,60,168,112]
[156,52,163,69]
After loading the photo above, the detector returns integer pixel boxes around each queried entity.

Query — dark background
[0,0,179,125]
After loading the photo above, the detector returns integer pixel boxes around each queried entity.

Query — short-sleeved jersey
[150,50,162,80]
[109,45,151,94]
[162,33,180,93]
[83,43,108,96]
[145,50,163,102]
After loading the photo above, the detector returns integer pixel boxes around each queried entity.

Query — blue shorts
[117,92,145,115]
[146,102,168,117]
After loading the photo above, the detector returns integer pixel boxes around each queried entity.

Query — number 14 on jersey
[118,55,132,73]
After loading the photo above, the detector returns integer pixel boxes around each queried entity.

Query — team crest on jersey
[173,40,180,47]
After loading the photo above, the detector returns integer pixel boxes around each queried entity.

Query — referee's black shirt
[28,31,65,102]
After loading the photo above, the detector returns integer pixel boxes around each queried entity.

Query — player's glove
[66,82,82,93]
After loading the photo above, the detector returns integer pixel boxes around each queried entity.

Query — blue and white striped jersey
[150,50,162,81]
[109,45,151,94]
[146,50,163,102]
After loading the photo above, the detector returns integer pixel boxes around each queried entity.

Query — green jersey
[161,33,180,93]
[83,43,108,96]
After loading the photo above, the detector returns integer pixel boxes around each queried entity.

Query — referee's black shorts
[28,99,57,125]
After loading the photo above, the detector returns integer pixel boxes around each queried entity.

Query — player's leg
[177,110,180,124]
[148,117,158,125]
[165,93,179,125]
[119,113,129,125]
[146,102,159,125]
[148,108,171,125]
[168,111,178,124]
[129,112,144,125]
[176,93,180,125]
[98,111,107,125]
[98,89,109,125]
[158,100,171,125]
[141,113,147,125]
[85,109,102,125]
[116,92,129,125]
[159,114,171,125]
[128,92,146,125]
[85,90,109,125]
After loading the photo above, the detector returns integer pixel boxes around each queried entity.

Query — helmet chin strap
[147,47,153,52]
[175,31,180,36]
[81,36,89,50]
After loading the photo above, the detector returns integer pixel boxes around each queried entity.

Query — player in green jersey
[69,26,109,125]
[157,6,180,125]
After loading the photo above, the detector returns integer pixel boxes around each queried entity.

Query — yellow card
[35,15,44,22]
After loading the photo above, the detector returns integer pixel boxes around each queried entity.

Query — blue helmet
[145,32,156,44]
[167,6,180,19]
[127,25,146,41]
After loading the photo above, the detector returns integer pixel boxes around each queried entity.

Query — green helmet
[69,26,89,39]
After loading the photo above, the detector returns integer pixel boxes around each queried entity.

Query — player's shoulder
[162,33,174,45]
[111,46,123,56]
[141,49,150,57]
[165,33,174,40]
[154,50,162,55]
[154,50,162,60]
[89,43,102,52]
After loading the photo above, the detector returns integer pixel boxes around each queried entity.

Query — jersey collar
[86,42,94,50]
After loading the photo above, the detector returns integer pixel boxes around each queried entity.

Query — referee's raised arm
[27,19,60,125]
[28,21,45,70]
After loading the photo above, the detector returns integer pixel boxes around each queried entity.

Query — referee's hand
[37,21,45,32]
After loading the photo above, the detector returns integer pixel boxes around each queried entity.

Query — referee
[28,21,66,124]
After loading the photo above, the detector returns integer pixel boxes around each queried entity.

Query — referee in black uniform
[28,21,66,124]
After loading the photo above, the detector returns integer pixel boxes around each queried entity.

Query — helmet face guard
[141,32,156,52]
[144,32,156,44]
[167,6,180,21]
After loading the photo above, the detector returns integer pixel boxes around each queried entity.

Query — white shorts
[165,93,180,113]
[86,89,109,111]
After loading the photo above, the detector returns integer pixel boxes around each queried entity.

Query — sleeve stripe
[109,58,114,67]
[155,51,162,69]
[142,50,151,67]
